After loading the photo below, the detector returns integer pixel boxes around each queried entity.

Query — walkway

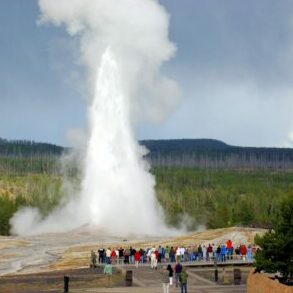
[71,265,248,293]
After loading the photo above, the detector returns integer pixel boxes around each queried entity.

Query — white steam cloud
[10,0,180,236]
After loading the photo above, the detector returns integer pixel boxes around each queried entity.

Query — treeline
[142,139,293,170]
[0,138,65,175]
[0,138,63,156]
[2,137,293,171]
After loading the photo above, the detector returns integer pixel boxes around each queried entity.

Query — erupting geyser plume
[10,0,180,236]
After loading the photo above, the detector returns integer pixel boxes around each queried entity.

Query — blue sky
[1,0,293,147]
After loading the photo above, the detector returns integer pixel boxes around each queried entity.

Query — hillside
[1,137,293,170]
[0,138,63,157]
[142,139,293,169]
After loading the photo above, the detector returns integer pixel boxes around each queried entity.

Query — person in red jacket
[240,244,247,260]
[226,239,233,259]
[111,249,117,264]
[134,250,141,268]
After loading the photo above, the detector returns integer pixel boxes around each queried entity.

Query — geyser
[80,48,164,234]
[10,0,180,236]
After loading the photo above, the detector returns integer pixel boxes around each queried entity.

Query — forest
[0,138,292,235]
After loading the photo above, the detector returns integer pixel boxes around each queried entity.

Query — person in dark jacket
[166,264,174,285]
[174,261,182,287]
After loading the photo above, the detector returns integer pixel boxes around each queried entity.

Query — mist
[10,0,180,236]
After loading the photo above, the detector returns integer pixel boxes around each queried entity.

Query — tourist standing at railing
[207,244,213,261]
[202,245,207,261]
[165,246,170,263]
[90,250,97,268]
[139,248,145,263]
[124,247,130,264]
[105,248,111,264]
[134,250,141,268]
[162,246,166,263]
[145,248,152,263]
[118,247,124,264]
[170,246,176,263]
[151,247,158,269]
[191,246,197,261]
[212,243,216,260]
[111,249,117,264]
[220,244,226,262]
[247,245,253,261]
[175,246,178,261]
[197,244,203,261]
[240,244,247,260]
[226,240,233,259]
[98,248,105,264]
[216,245,221,262]
[181,247,186,262]
[129,247,135,264]
[158,245,163,263]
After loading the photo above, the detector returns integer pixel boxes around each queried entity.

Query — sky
[1,0,293,147]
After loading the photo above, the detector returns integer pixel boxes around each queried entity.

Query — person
[111,249,117,264]
[124,247,130,264]
[151,247,158,269]
[90,250,97,268]
[158,245,163,263]
[130,247,136,264]
[118,247,124,264]
[175,246,181,262]
[216,245,221,262]
[207,244,213,261]
[226,239,233,259]
[169,246,175,263]
[202,245,207,261]
[166,264,174,285]
[240,244,247,261]
[103,262,113,288]
[165,246,170,263]
[134,250,141,268]
[140,248,145,263]
[179,267,188,293]
[174,261,182,287]
[106,247,111,264]
[161,267,170,293]
[220,244,226,262]
[197,245,203,261]
[247,245,253,261]
[98,248,105,264]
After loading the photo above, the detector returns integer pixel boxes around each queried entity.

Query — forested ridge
[1,137,293,171]
[142,139,293,170]
[0,137,292,235]
[0,138,63,156]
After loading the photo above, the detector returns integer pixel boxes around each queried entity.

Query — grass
[0,167,292,235]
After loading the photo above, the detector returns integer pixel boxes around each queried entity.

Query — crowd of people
[90,239,256,268]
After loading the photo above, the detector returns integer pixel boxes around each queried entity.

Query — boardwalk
[71,264,249,293]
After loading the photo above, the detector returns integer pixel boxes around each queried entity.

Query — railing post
[214,256,218,282]
[64,275,69,293]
